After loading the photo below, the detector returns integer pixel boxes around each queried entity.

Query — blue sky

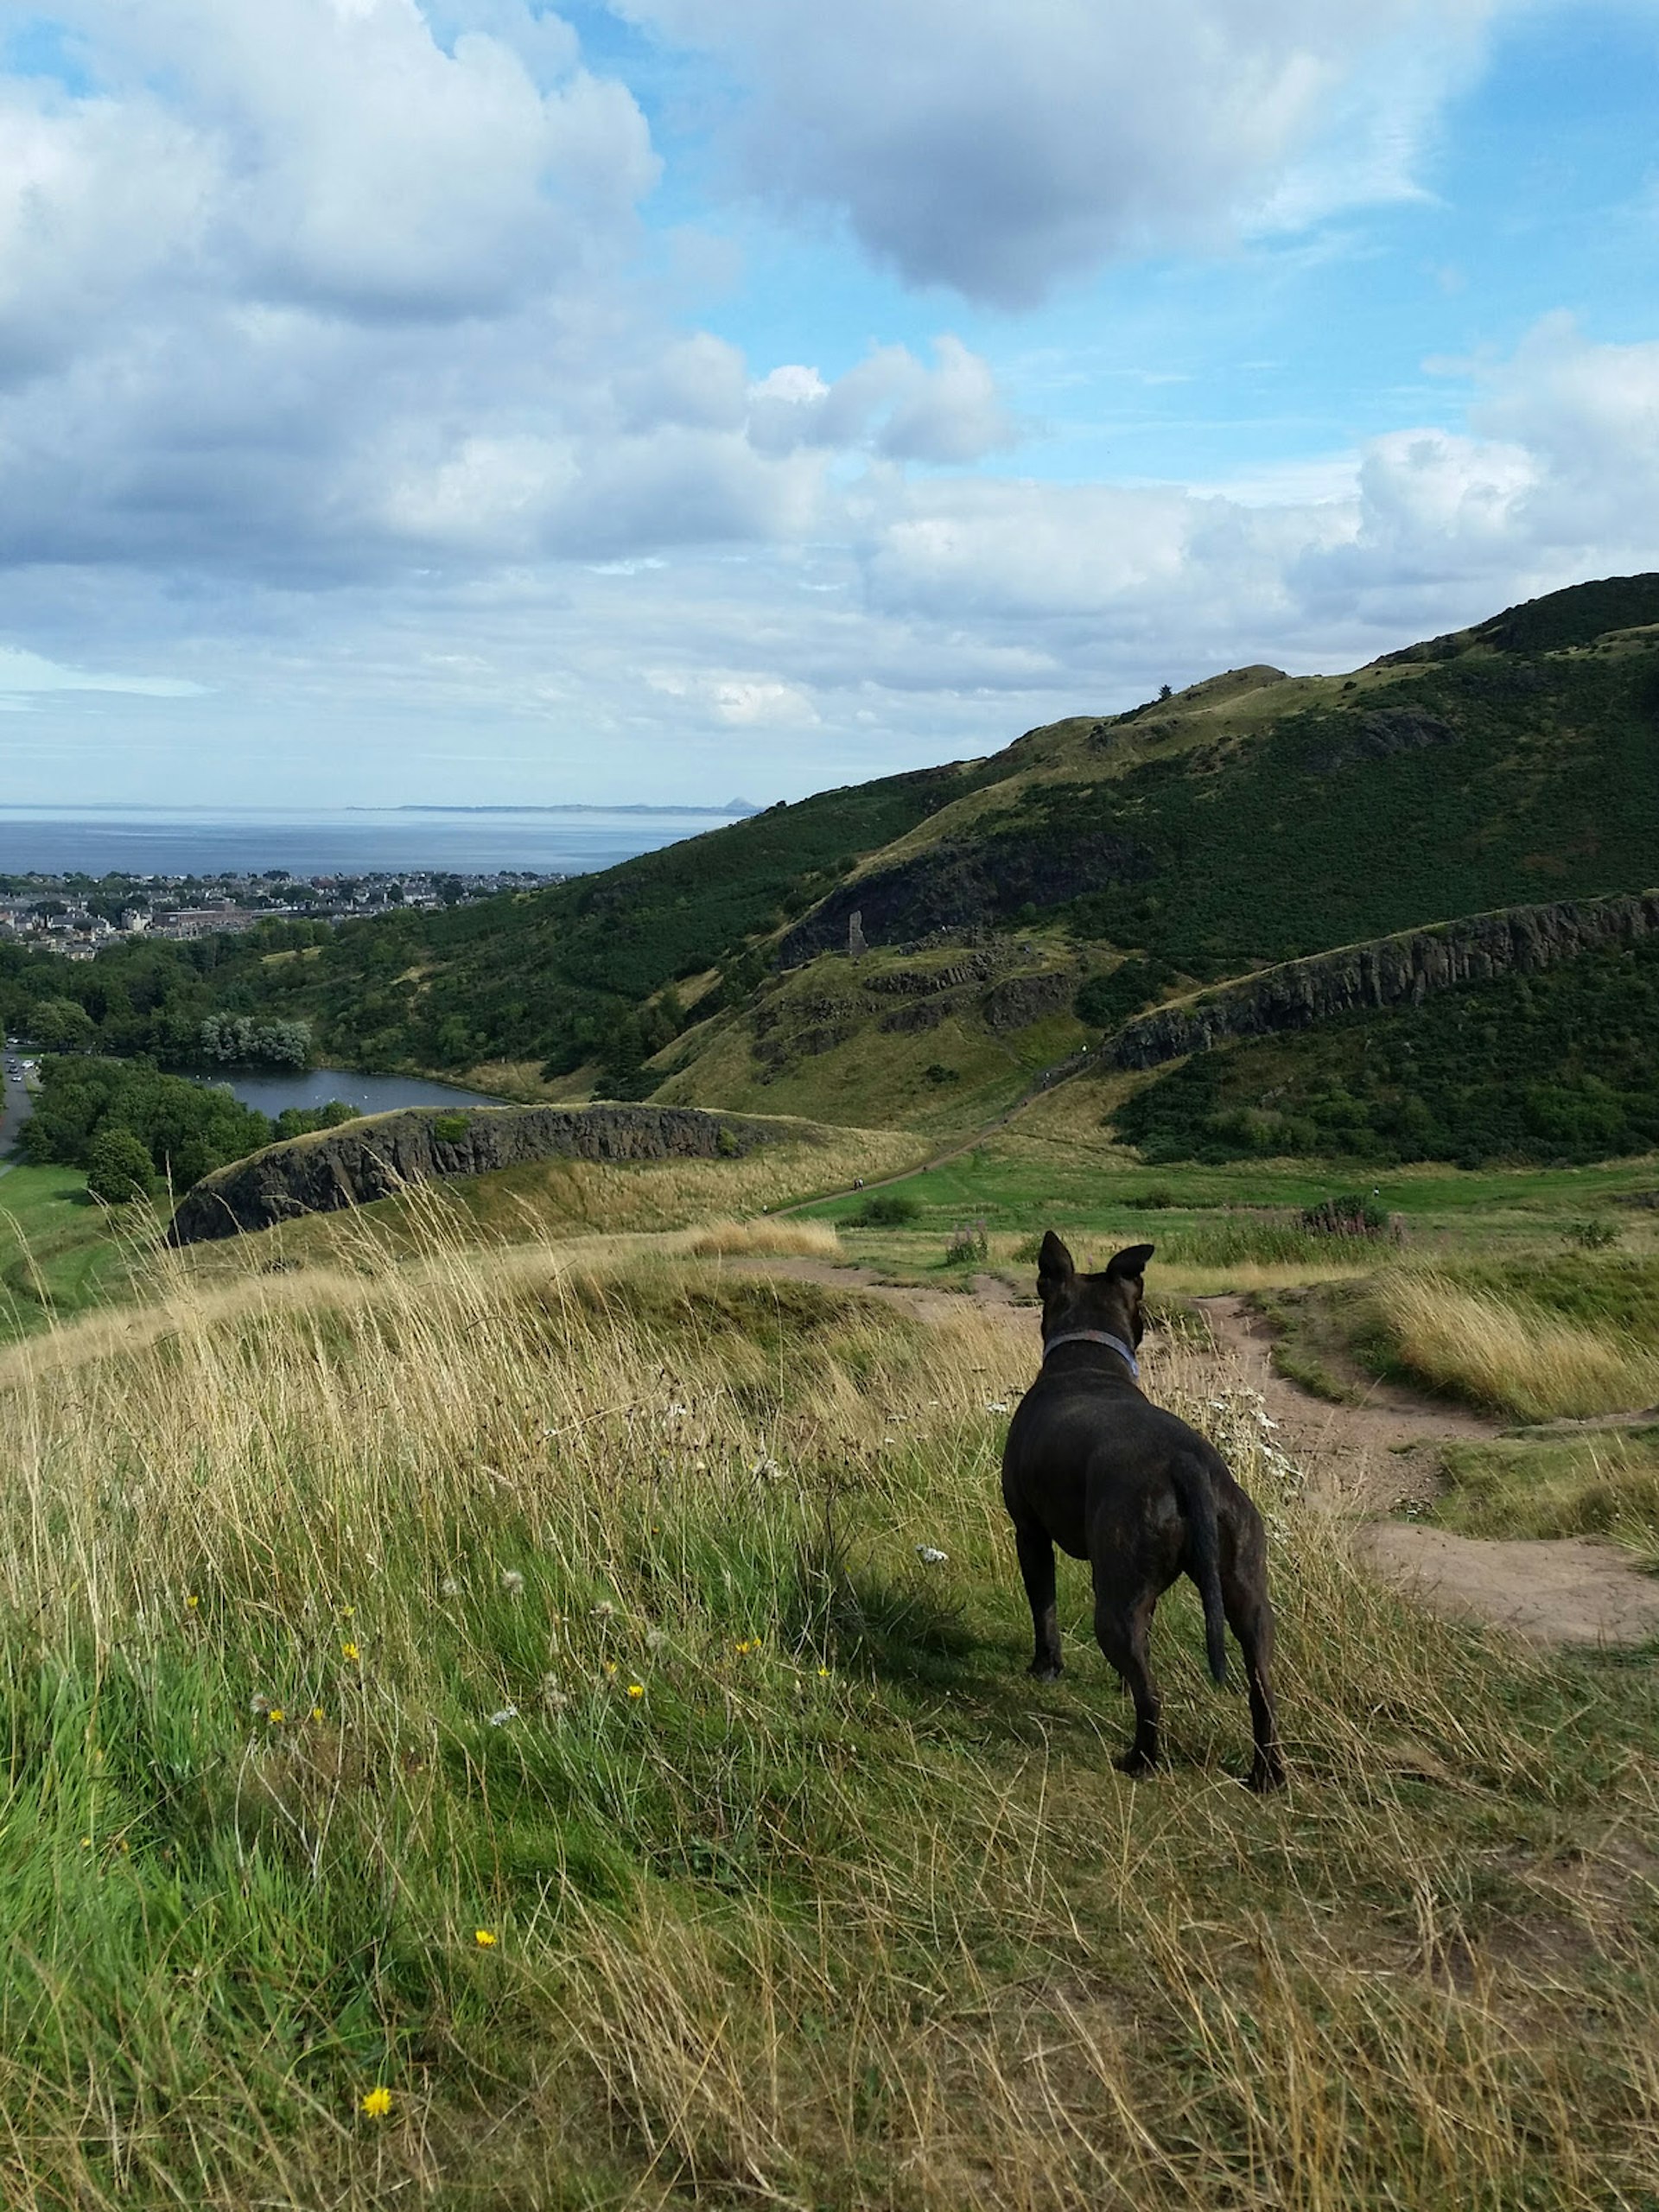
[0,0,1656,806]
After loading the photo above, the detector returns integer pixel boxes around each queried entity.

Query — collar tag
[1043,1328,1140,1378]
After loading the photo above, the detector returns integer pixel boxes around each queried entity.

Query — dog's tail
[1173,1458,1228,1687]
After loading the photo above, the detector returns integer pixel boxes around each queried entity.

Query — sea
[0,804,747,880]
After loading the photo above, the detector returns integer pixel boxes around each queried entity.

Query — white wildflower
[592,1600,615,1619]
[440,1575,463,1599]
[916,1546,950,1566]
[500,1568,525,1597]
[985,1401,1010,1414]
[487,1705,519,1727]
[750,1453,784,1481]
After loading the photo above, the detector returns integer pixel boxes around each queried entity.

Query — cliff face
[168,1103,786,1245]
[779,826,1152,965]
[1110,891,1659,1071]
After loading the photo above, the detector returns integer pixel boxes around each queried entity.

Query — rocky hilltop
[1109,889,1659,1070]
[168,1103,786,1244]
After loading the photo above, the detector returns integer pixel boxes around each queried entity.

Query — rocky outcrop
[980,969,1077,1033]
[1110,891,1659,1071]
[861,954,995,995]
[168,1103,788,1244]
[779,826,1152,966]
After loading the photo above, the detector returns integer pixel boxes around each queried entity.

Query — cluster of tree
[1115,934,1659,1168]
[198,1013,311,1066]
[22,1058,360,1199]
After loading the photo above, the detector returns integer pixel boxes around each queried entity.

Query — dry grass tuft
[688,1217,842,1258]
[1372,1271,1659,1420]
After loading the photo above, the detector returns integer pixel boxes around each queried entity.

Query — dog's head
[1035,1232,1154,1348]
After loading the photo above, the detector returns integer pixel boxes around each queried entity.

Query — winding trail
[1194,1294,1659,1646]
[749,1257,1659,1648]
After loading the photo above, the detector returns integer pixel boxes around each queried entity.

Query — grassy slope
[0,1162,152,1343]
[213,576,1659,1121]
[6,1221,1659,2209]
[1113,928,1659,1167]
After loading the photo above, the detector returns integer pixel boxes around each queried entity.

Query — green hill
[11,572,1659,1148]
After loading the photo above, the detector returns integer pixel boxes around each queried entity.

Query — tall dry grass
[1,1212,1656,2207]
[1371,1270,1659,1420]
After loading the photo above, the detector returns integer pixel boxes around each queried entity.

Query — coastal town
[0,868,567,958]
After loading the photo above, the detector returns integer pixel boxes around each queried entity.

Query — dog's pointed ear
[1037,1230,1076,1289]
[1106,1243,1155,1284]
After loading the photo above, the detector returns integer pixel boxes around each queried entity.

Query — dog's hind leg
[1221,1542,1285,1791]
[1014,1523,1064,1679]
[1094,1592,1161,1774]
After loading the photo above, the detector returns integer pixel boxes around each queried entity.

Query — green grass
[0,1163,143,1342]
[1435,1428,1659,1566]
[6,1235,1659,2207]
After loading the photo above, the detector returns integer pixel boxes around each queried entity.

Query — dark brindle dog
[1001,1234,1284,1790]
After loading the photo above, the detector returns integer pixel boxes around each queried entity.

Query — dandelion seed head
[487,1705,518,1727]
[250,1693,270,1715]
[500,1569,525,1597]
[440,1575,462,1599]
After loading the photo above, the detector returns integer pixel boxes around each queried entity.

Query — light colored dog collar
[1044,1328,1139,1378]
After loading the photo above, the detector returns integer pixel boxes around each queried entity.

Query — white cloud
[619,0,1501,303]
[0,645,205,696]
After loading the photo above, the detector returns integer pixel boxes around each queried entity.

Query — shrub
[432,1113,472,1142]
[944,1220,988,1266]
[85,1128,156,1205]
[1567,1217,1621,1251]
[923,1063,960,1086]
[1302,1193,1387,1236]
[856,1191,920,1227]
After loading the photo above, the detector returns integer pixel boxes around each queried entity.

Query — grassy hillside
[7,1208,1659,2207]
[12,572,1659,1146]
[1114,928,1659,1166]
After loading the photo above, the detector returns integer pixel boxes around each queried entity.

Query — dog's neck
[1042,1327,1140,1379]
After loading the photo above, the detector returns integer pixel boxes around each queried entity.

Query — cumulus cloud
[619,0,1500,303]
[855,316,1659,680]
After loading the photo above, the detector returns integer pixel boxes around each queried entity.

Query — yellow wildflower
[340,1642,359,1662]
[340,1605,355,1618]
[360,2086,392,2120]
[309,1707,324,1723]
[267,1708,285,1725]
[185,1594,200,1611]
[817,1667,830,1678]
[626,1683,645,1700]
[474,1929,497,1948]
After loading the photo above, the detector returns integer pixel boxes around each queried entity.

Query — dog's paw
[1027,1660,1064,1682]
[1246,1755,1287,1794]
[1115,1746,1159,1777]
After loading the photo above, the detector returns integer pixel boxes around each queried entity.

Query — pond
[194,1067,509,1117]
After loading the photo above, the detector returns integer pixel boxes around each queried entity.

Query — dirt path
[748,1258,1659,1648]
[1197,1292,1659,1646]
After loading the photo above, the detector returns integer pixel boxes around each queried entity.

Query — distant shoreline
[382,803,760,818]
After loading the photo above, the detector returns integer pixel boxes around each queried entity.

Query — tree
[30,997,96,1052]
[85,1127,156,1205]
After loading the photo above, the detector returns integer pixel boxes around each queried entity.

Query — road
[0,1061,33,1177]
